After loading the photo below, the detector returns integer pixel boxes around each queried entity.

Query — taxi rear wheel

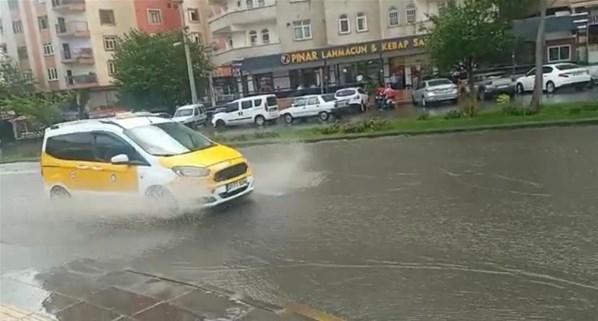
[146,186,179,214]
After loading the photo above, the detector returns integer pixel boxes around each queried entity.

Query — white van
[172,104,207,128]
[211,95,280,128]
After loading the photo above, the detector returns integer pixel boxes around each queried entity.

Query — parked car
[411,78,459,107]
[587,65,598,84]
[473,71,516,100]
[281,94,338,124]
[172,104,207,128]
[334,87,368,113]
[515,63,592,94]
[211,94,280,129]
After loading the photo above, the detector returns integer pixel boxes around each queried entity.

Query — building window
[249,30,257,46]
[47,67,58,81]
[38,15,48,30]
[107,60,116,76]
[99,9,115,25]
[148,9,162,24]
[293,19,312,40]
[257,0,265,6]
[17,46,28,59]
[191,32,201,43]
[388,6,399,26]
[0,44,7,54]
[187,8,200,22]
[42,42,54,56]
[261,28,269,44]
[227,35,233,48]
[237,0,241,8]
[406,3,416,23]
[548,45,571,62]
[103,36,117,51]
[246,0,253,9]
[356,12,367,32]
[438,1,452,17]
[338,14,350,34]
[13,20,23,33]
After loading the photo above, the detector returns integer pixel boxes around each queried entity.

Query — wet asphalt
[1,126,598,320]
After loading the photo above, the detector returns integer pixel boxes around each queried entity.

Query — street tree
[0,58,72,127]
[426,0,513,116]
[530,0,548,111]
[111,30,211,113]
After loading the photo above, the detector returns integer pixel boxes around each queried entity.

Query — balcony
[62,48,94,65]
[66,73,97,88]
[52,0,85,12]
[209,3,277,34]
[212,42,282,66]
[56,21,89,38]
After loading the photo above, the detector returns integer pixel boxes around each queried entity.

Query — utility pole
[175,0,198,104]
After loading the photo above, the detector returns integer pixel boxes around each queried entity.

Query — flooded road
[2,126,598,320]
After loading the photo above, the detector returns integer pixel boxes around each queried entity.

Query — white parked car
[335,87,368,113]
[172,104,207,128]
[516,63,592,94]
[411,78,459,107]
[281,94,337,124]
[211,94,280,129]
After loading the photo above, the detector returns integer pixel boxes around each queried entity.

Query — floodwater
[1,126,598,320]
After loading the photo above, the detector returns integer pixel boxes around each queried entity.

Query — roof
[176,104,204,110]
[45,116,171,137]
[512,15,577,41]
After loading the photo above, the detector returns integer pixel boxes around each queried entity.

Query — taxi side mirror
[111,154,130,164]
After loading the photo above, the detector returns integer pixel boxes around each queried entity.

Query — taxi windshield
[174,108,193,117]
[125,122,213,156]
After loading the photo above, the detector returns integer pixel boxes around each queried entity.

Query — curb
[223,117,598,148]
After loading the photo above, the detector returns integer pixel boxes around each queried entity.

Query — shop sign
[280,36,426,65]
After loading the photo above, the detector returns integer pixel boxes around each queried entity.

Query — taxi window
[93,132,143,163]
[46,133,94,161]
[253,99,263,107]
[307,97,319,105]
[241,100,253,109]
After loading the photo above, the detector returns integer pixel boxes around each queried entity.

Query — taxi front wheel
[50,186,71,199]
[145,186,179,214]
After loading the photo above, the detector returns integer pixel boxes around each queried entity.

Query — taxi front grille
[214,163,248,182]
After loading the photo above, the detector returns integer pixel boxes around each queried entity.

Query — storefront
[237,35,428,98]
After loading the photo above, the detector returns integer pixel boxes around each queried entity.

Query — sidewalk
[1,267,343,321]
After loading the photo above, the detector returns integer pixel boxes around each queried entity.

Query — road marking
[285,303,346,321]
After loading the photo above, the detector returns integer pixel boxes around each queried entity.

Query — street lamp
[172,0,198,104]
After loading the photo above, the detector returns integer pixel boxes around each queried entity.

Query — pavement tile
[54,302,120,321]
[133,303,203,321]
[84,287,159,316]
[35,268,106,298]
[170,289,248,319]
[97,271,151,288]
[41,293,79,314]
[119,278,195,301]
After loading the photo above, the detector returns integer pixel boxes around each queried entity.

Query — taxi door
[90,132,140,193]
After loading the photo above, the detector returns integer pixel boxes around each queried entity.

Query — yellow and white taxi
[40,115,254,208]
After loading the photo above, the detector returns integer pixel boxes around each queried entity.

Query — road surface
[1,126,598,320]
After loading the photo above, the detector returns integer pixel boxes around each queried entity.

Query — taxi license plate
[226,178,248,192]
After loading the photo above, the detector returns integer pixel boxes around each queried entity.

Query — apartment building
[208,0,451,100]
[0,0,209,108]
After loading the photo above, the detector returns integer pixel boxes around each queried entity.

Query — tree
[426,0,513,116]
[112,30,211,113]
[0,58,72,127]
[529,0,547,111]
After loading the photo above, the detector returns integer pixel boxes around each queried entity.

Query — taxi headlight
[172,166,210,177]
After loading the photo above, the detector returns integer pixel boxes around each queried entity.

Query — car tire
[255,115,266,127]
[284,114,293,125]
[516,83,524,94]
[145,186,179,214]
[215,120,226,130]
[546,81,556,94]
[318,111,329,122]
[50,186,71,199]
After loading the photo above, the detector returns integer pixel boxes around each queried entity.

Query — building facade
[0,0,210,109]
[208,0,451,101]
